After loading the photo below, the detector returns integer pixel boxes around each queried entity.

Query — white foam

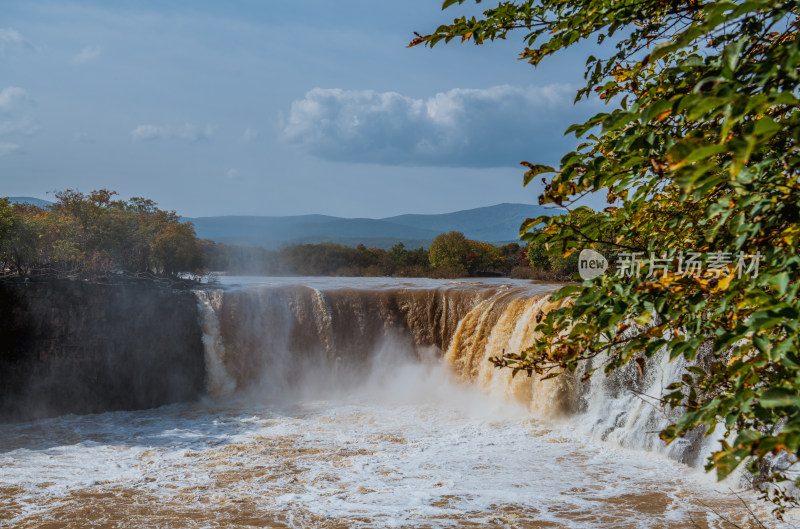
[195,289,237,398]
[0,356,784,528]
[0,279,789,527]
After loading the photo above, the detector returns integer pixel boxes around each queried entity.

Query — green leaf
[759,388,800,409]
[522,164,556,186]
[752,334,769,354]
[722,39,745,73]
[769,272,790,296]
[752,116,780,137]
[551,285,583,300]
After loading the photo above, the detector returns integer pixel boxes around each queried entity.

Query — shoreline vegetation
[1,191,579,283]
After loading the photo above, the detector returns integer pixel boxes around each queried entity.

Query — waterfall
[440,288,724,466]
[444,293,578,417]
[576,340,722,466]
[195,289,236,398]
[5,278,783,529]
[195,281,718,469]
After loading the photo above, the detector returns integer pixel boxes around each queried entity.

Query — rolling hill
[186,203,555,249]
[2,196,555,249]
[8,196,53,208]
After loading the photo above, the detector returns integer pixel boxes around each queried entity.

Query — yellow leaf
[634,311,651,325]
[715,274,734,292]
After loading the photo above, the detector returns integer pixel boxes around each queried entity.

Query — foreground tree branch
[417,0,800,513]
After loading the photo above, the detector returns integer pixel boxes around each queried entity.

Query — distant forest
[205,230,576,280]
[1,191,577,281]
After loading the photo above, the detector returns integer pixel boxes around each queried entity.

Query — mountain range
[8,196,54,208]
[7,197,554,249]
[185,203,554,249]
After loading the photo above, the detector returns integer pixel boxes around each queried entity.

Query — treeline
[206,230,579,280]
[206,241,429,277]
[0,190,205,279]
[1,190,585,281]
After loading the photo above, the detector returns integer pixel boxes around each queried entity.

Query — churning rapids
[0,277,787,528]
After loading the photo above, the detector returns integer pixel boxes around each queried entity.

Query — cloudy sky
[1,1,601,217]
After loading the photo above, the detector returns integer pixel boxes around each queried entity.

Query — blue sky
[0,1,601,217]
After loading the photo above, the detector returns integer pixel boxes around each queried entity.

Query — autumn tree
[465,240,503,274]
[429,231,471,272]
[526,232,550,272]
[416,0,800,507]
[0,198,16,274]
[0,191,206,279]
[148,215,203,277]
[3,204,48,276]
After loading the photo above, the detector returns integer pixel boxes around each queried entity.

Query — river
[0,277,785,528]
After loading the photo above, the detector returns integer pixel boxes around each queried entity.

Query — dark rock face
[0,279,206,422]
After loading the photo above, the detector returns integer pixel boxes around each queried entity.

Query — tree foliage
[429,231,471,272]
[0,191,206,279]
[416,0,800,508]
[428,231,509,275]
[205,236,532,278]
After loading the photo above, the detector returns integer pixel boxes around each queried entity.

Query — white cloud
[0,116,37,136]
[71,45,102,64]
[242,127,258,142]
[0,142,21,156]
[0,28,26,54]
[225,168,240,180]
[0,28,22,44]
[131,123,215,142]
[177,123,214,141]
[0,86,27,112]
[131,124,163,141]
[282,85,586,168]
